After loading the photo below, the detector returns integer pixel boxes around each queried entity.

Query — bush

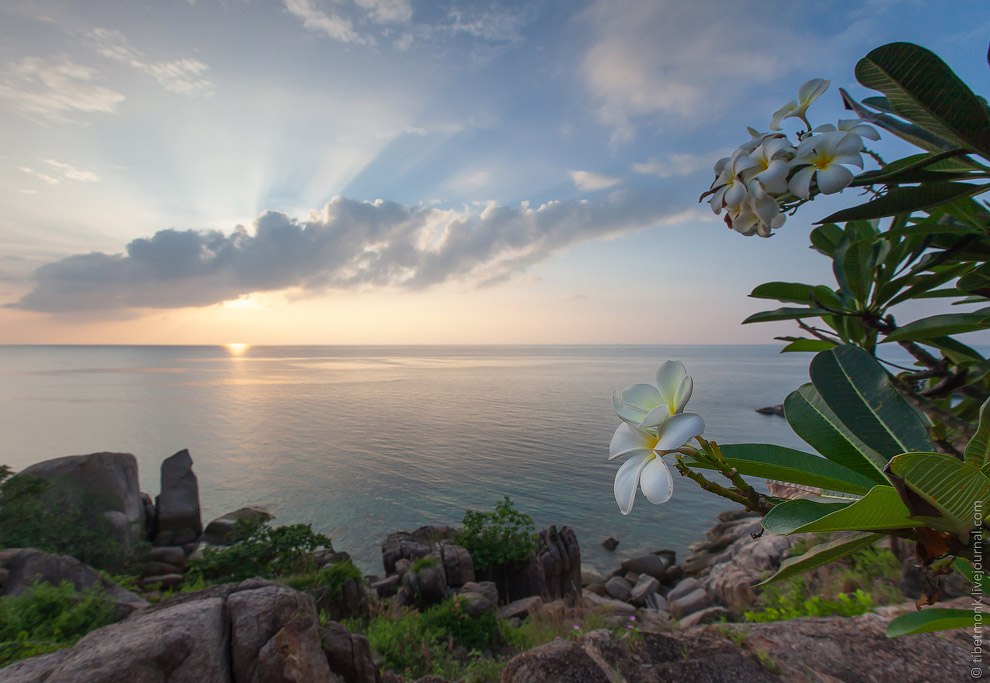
[455,497,536,572]
[0,466,140,573]
[744,587,873,623]
[0,581,118,666]
[187,519,332,584]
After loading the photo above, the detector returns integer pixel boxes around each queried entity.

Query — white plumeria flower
[742,136,794,195]
[725,182,786,237]
[813,119,881,141]
[770,79,830,131]
[609,414,706,515]
[612,361,694,429]
[788,130,866,199]
[707,150,756,214]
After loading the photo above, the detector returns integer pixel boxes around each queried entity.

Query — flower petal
[816,164,854,194]
[655,412,705,450]
[788,165,816,199]
[614,453,651,515]
[656,361,688,404]
[609,423,656,460]
[639,405,670,429]
[672,375,693,413]
[640,457,674,504]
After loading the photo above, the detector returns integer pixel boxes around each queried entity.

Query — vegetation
[0,466,142,573]
[0,581,118,666]
[187,518,332,584]
[455,496,537,572]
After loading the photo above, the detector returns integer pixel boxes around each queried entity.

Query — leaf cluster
[455,497,537,572]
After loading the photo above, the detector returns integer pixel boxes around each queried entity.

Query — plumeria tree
[609,42,990,637]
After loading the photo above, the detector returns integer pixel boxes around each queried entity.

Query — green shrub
[410,556,440,572]
[744,587,873,623]
[0,467,142,573]
[285,560,364,594]
[187,519,332,584]
[455,497,536,572]
[0,581,118,666]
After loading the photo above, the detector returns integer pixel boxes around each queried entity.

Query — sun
[224,342,250,356]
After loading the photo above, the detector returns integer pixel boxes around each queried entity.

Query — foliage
[0,581,118,666]
[187,519,331,584]
[410,556,440,572]
[744,589,873,622]
[455,497,537,571]
[0,467,142,573]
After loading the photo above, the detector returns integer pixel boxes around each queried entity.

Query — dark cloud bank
[12,190,686,316]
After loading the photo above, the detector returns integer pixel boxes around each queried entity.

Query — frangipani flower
[770,78,830,131]
[813,119,881,141]
[726,181,786,237]
[707,150,756,213]
[612,360,693,428]
[788,130,866,198]
[609,413,706,514]
[742,137,795,195]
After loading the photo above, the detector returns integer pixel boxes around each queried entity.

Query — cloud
[0,57,125,122]
[19,159,101,186]
[355,0,412,24]
[13,190,691,315]
[580,0,814,143]
[19,166,60,185]
[89,28,215,97]
[283,0,368,44]
[569,170,621,191]
[632,149,731,179]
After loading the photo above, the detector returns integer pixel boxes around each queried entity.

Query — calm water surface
[0,345,812,572]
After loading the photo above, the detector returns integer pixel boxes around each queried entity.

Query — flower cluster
[700,79,879,237]
[608,361,704,514]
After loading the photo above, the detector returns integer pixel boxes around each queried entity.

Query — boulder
[371,574,400,597]
[665,577,702,603]
[0,547,148,617]
[499,595,543,620]
[201,507,273,546]
[141,560,183,577]
[604,576,631,602]
[670,588,711,618]
[380,526,455,575]
[460,580,498,606]
[457,591,495,618]
[678,605,729,628]
[150,545,187,568]
[154,450,203,546]
[701,531,793,612]
[601,537,619,551]
[320,621,378,683]
[16,452,145,548]
[580,565,605,587]
[629,574,660,606]
[581,590,636,615]
[438,543,474,587]
[620,554,666,581]
[489,525,581,605]
[139,573,184,589]
[399,557,447,609]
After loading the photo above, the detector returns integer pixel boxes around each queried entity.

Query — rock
[16,452,145,549]
[682,551,722,575]
[580,564,604,587]
[629,574,660,606]
[654,549,676,567]
[702,532,793,612]
[756,404,785,416]
[604,576,631,602]
[319,621,378,683]
[662,564,683,584]
[678,605,729,628]
[380,526,455,575]
[141,560,183,577]
[439,543,474,587]
[150,545,188,568]
[371,574,400,597]
[227,583,334,682]
[581,590,636,615]
[461,580,498,606]
[154,450,203,546]
[645,592,668,613]
[585,582,606,596]
[486,525,581,606]
[670,588,711,618]
[313,577,370,622]
[394,559,411,577]
[499,595,543,619]
[501,628,776,683]
[622,571,639,584]
[314,549,352,568]
[601,537,619,551]
[620,554,666,581]
[400,556,447,609]
[0,547,148,617]
[665,577,702,603]
[201,507,273,546]
[457,591,495,618]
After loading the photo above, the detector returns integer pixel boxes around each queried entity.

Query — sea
[0,344,817,574]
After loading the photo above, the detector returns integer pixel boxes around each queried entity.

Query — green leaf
[954,556,990,593]
[883,262,973,307]
[886,608,975,638]
[921,336,987,364]
[887,452,990,539]
[809,223,845,257]
[784,383,889,485]
[742,307,831,324]
[788,486,920,534]
[959,263,990,299]
[882,310,990,342]
[749,282,815,304]
[840,88,955,153]
[833,238,876,304]
[780,339,836,353]
[818,182,989,224]
[810,346,934,459]
[965,399,990,469]
[762,499,850,536]
[755,532,884,587]
[712,443,878,495]
[856,42,990,157]
[854,151,983,186]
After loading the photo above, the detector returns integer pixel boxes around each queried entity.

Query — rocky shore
[0,450,982,682]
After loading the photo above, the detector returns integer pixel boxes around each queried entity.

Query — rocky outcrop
[0,580,338,683]
[0,547,148,617]
[154,449,202,546]
[487,525,582,605]
[202,507,273,545]
[380,526,455,575]
[16,452,145,548]
[319,621,379,683]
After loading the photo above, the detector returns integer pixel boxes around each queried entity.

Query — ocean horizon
[0,343,837,572]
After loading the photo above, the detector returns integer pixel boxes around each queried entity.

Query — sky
[0,0,987,345]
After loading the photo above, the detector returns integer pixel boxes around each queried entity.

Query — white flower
[742,136,794,195]
[788,130,866,199]
[813,119,881,141]
[612,361,694,428]
[770,78,830,131]
[726,181,786,237]
[609,414,706,514]
[707,150,756,214]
